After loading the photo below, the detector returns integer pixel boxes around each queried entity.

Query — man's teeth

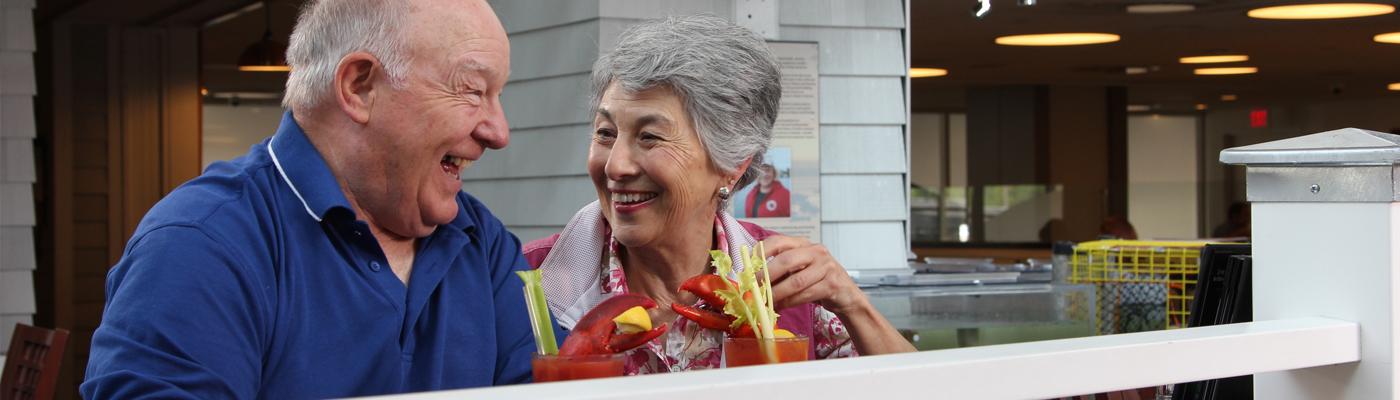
[611,192,657,204]
[442,155,470,168]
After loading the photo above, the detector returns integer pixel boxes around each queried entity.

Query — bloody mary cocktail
[531,353,625,382]
[723,335,809,367]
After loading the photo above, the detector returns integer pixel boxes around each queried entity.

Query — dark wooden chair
[1,324,70,400]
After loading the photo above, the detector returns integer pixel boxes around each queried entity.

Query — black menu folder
[1172,245,1252,400]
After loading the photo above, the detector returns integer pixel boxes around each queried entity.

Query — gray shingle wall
[472,0,910,269]
[471,0,604,243]
[0,0,37,357]
[783,0,909,270]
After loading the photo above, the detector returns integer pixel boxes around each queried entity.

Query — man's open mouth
[441,155,470,179]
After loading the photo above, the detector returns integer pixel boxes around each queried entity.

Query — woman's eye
[594,128,617,140]
[640,133,662,141]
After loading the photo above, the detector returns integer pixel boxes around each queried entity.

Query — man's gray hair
[282,0,414,112]
[590,14,782,208]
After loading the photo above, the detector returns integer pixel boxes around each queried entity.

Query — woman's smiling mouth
[611,192,657,204]
[610,191,658,214]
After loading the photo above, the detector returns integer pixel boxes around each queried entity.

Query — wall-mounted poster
[732,41,820,242]
[734,147,791,219]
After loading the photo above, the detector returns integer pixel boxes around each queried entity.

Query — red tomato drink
[723,335,810,367]
[531,353,625,382]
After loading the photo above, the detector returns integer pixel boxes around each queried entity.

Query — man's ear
[334,52,380,124]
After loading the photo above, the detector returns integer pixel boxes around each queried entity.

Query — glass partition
[912,184,1062,244]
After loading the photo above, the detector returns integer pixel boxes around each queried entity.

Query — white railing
[362,317,1357,400]
[360,134,1399,399]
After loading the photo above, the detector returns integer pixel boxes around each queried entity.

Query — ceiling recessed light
[1390,83,1400,91]
[1196,67,1258,75]
[995,33,1120,46]
[1196,104,1209,110]
[1127,104,1152,112]
[1180,55,1249,64]
[1377,32,1400,43]
[1248,3,1393,19]
[1221,95,1238,101]
[910,68,948,78]
[1127,4,1196,13]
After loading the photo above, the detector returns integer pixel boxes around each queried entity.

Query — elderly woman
[524,14,915,374]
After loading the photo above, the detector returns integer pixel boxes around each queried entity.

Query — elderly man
[80,0,554,398]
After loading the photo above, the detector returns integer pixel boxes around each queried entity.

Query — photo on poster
[733,147,792,219]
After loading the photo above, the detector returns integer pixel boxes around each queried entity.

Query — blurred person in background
[1212,202,1252,239]
[1099,216,1139,240]
[745,163,790,218]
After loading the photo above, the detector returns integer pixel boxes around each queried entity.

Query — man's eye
[594,129,616,139]
[640,133,662,141]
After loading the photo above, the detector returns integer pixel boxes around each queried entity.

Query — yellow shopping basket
[1068,240,1207,335]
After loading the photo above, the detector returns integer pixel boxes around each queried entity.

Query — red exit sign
[1250,109,1268,128]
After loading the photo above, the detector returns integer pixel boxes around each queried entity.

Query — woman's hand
[761,236,864,314]
[761,236,916,355]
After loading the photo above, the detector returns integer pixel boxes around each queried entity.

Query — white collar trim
[267,138,323,222]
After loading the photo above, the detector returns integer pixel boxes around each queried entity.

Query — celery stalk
[717,245,783,364]
[752,243,779,363]
[516,270,558,355]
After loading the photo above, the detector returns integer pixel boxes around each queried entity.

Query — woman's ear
[730,156,755,184]
[334,52,381,124]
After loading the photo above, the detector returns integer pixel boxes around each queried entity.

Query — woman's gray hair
[590,14,782,208]
[282,0,414,112]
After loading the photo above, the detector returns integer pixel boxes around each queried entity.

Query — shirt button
[369,261,382,272]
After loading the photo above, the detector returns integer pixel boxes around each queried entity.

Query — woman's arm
[760,236,917,355]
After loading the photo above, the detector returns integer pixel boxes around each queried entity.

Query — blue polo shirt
[82,112,563,399]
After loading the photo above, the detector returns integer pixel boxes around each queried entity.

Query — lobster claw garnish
[672,274,754,337]
[559,293,668,356]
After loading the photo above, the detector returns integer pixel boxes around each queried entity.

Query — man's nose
[474,101,510,149]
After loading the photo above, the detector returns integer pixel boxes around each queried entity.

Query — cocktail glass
[531,353,625,382]
[723,335,810,367]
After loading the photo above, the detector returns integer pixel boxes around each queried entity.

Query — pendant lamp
[238,1,289,72]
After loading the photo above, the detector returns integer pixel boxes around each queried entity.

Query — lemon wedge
[612,306,652,334]
[773,328,795,338]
